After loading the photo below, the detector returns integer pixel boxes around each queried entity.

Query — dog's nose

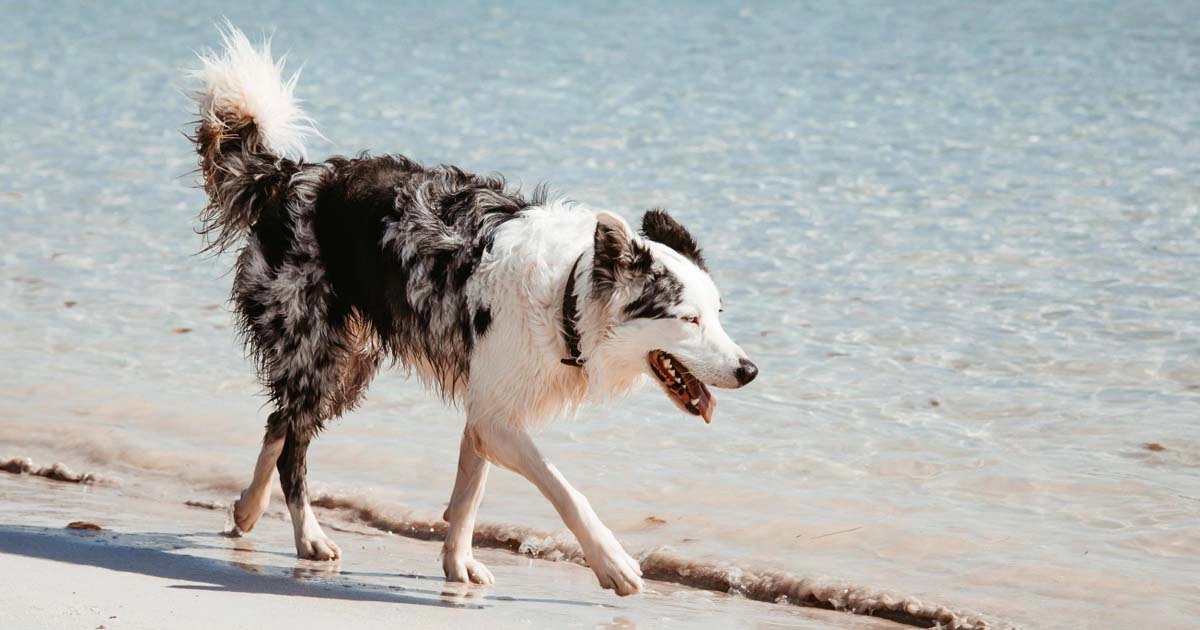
[734,358,758,387]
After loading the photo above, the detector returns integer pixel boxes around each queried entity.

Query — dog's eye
[681,315,700,325]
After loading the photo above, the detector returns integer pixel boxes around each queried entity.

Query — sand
[0,471,903,630]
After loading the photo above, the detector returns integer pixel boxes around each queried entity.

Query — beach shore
[0,468,903,630]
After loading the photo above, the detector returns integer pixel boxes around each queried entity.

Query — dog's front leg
[441,424,494,585]
[229,431,284,534]
[474,423,644,596]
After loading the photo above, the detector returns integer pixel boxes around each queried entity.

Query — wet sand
[0,471,907,630]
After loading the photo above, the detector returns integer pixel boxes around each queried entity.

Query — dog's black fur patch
[472,306,493,338]
[196,113,546,458]
[623,268,685,320]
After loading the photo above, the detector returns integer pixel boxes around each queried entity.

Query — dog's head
[584,210,758,422]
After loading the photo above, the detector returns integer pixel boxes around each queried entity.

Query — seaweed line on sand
[302,494,1002,629]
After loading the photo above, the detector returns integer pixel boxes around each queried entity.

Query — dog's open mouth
[647,351,714,423]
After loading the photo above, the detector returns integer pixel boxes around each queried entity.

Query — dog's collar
[560,253,586,368]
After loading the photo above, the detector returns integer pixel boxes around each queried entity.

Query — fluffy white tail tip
[192,21,318,159]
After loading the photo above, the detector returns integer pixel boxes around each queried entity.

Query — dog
[188,25,757,596]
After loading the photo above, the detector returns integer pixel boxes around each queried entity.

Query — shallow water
[1,1,1198,628]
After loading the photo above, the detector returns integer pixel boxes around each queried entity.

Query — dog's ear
[592,211,652,300]
[640,209,706,271]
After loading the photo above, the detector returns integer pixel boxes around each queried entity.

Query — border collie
[188,25,757,596]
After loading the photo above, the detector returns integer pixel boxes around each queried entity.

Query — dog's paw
[296,534,341,561]
[585,537,643,596]
[232,489,271,533]
[443,552,495,585]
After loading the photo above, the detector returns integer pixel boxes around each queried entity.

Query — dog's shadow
[0,525,603,611]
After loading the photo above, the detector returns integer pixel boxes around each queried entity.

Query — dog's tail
[188,22,319,253]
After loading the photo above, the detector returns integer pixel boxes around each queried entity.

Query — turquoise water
[1,2,1198,627]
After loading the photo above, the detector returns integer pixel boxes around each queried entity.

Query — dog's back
[227,153,540,421]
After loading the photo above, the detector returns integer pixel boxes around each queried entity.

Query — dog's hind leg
[229,413,286,534]
[274,414,340,561]
[441,424,494,585]
[473,422,644,596]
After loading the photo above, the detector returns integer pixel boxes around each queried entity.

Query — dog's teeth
[663,358,672,368]
[690,398,699,406]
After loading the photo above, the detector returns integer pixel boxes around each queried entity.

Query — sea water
[1,1,1197,628]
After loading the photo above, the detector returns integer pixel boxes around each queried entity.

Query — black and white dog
[189,26,757,596]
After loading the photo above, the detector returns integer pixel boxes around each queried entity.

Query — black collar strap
[560,253,586,367]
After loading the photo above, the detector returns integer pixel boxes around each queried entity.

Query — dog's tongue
[684,373,714,424]
[696,387,714,423]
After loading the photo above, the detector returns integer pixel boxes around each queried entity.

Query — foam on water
[2,1,1199,628]
[0,457,98,485]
